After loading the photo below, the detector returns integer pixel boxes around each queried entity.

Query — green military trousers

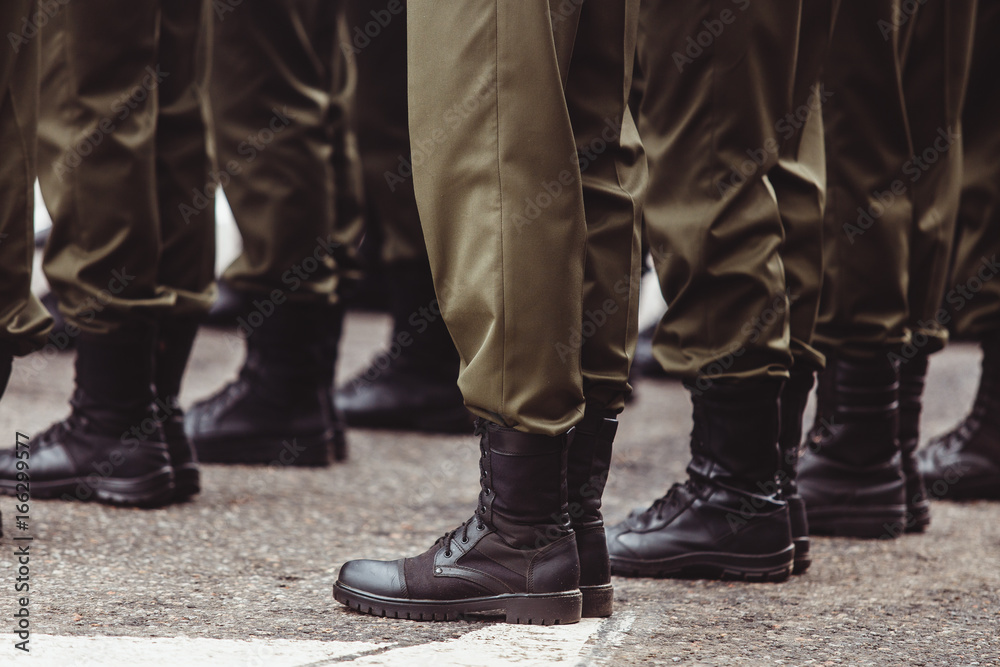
[639,0,829,386]
[814,0,977,359]
[38,1,216,334]
[944,1,1000,341]
[0,0,52,356]
[207,0,363,305]
[407,1,647,435]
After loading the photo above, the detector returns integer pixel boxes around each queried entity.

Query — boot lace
[436,421,492,557]
[629,480,695,525]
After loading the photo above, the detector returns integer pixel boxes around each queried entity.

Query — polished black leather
[608,380,793,580]
[779,369,814,573]
[609,481,791,560]
[0,407,174,507]
[918,340,1000,500]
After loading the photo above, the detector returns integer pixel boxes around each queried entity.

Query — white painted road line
[347,619,602,666]
[14,620,608,666]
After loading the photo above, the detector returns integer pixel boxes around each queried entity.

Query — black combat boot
[185,301,346,465]
[779,368,814,574]
[898,353,931,530]
[918,338,1000,500]
[335,259,471,433]
[797,355,906,538]
[567,408,617,617]
[334,420,582,624]
[607,380,794,581]
[0,322,174,506]
[154,319,201,500]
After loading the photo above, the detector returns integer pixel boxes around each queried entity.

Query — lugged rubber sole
[609,545,794,582]
[192,430,343,466]
[806,504,907,539]
[0,467,175,508]
[333,583,582,625]
[580,584,613,617]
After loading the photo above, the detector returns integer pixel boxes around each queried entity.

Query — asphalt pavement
[0,312,997,666]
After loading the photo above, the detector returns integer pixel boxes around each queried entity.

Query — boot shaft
[809,354,900,467]
[566,408,617,529]
[687,379,783,494]
[243,301,343,390]
[478,421,571,550]
[74,321,158,431]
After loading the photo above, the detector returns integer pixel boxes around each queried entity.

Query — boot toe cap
[337,559,407,599]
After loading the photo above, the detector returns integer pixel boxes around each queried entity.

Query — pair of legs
[0,0,215,507]
[336,0,645,624]
[918,0,1000,500]
[799,0,978,537]
[183,0,363,467]
[604,0,833,579]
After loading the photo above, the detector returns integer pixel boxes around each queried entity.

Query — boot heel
[504,592,583,625]
[174,465,201,500]
[792,538,812,575]
[580,584,613,617]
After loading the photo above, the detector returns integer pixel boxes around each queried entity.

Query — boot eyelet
[444,551,452,558]
[461,537,469,544]
[484,488,491,496]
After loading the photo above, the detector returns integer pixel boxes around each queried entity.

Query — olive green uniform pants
[38,0,216,334]
[0,0,52,355]
[814,0,977,359]
[640,0,828,386]
[408,1,646,435]
[207,0,363,305]
[944,0,1000,341]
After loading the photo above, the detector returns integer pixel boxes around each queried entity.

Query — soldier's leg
[8,1,177,507]
[796,0,913,539]
[0,0,53,400]
[606,0,801,582]
[893,0,978,526]
[334,0,641,624]
[335,0,469,434]
[188,0,361,466]
[919,0,1000,500]
[801,0,977,538]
